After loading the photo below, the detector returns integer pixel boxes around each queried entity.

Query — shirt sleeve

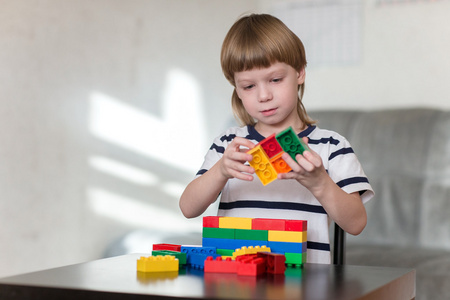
[326,135,374,204]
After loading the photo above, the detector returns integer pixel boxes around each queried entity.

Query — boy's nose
[258,86,272,102]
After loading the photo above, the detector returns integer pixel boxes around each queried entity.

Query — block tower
[202,216,307,267]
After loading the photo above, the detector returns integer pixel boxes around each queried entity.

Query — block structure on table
[202,216,307,266]
[247,126,309,185]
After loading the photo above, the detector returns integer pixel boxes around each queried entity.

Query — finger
[230,161,254,174]
[230,150,253,163]
[302,151,322,168]
[295,153,315,172]
[277,171,297,180]
[281,152,303,173]
[229,169,254,181]
[233,137,256,150]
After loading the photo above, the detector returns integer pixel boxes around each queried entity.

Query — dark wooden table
[0,253,415,300]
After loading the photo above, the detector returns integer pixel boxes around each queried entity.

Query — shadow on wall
[87,69,218,256]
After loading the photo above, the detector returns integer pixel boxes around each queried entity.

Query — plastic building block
[216,249,234,256]
[203,216,220,228]
[204,256,238,273]
[232,246,271,258]
[234,229,268,241]
[151,250,187,265]
[268,241,306,254]
[203,237,268,250]
[275,127,309,162]
[181,246,216,255]
[181,246,218,269]
[202,227,235,239]
[137,255,179,273]
[252,218,286,231]
[247,145,278,185]
[270,152,292,173]
[152,243,181,252]
[257,252,286,274]
[285,220,307,231]
[268,230,307,243]
[219,217,253,230]
[260,134,283,158]
[285,252,307,267]
[236,255,267,276]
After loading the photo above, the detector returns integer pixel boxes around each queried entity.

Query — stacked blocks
[247,127,309,185]
[202,216,307,267]
[137,217,307,273]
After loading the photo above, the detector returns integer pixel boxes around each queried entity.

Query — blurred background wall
[0,0,449,277]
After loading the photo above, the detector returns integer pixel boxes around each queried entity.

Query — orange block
[270,152,292,174]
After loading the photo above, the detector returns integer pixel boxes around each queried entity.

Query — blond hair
[221,14,315,127]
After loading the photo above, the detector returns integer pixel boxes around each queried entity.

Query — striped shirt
[196,125,374,264]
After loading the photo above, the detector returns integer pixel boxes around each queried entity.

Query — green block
[275,127,309,162]
[235,229,268,241]
[151,250,187,265]
[216,248,234,256]
[202,227,235,239]
[284,252,307,267]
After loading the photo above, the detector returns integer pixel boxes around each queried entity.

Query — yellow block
[248,145,278,185]
[137,255,179,273]
[268,230,307,243]
[232,245,271,258]
[219,217,253,229]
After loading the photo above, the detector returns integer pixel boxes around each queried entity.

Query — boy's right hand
[219,137,255,181]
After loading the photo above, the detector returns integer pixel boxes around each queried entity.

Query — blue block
[181,246,217,266]
[181,246,216,255]
[268,241,306,254]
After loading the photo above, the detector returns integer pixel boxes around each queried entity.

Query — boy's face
[234,62,305,132]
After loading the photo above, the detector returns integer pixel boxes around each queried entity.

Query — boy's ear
[297,68,306,85]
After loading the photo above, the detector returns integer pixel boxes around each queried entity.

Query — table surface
[0,253,415,300]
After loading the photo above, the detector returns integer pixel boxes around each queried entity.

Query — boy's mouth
[261,108,277,116]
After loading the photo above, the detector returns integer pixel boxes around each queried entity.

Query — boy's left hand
[277,137,328,192]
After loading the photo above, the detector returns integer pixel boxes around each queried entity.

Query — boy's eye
[272,78,282,83]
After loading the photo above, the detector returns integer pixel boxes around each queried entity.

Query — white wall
[262,0,450,110]
[0,0,258,277]
[0,0,449,277]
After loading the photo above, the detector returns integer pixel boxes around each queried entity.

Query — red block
[152,243,181,252]
[204,256,238,273]
[237,255,267,276]
[258,252,286,274]
[260,134,283,158]
[203,216,220,228]
[285,220,307,231]
[252,218,286,231]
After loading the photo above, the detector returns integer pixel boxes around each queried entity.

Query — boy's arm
[179,162,228,218]
[278,138,367,235]
[179,137,255,218]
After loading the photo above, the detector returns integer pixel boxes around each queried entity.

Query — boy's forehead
[235,62,293,80]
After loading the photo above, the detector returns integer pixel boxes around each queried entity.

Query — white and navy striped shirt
[196,125,374,264]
